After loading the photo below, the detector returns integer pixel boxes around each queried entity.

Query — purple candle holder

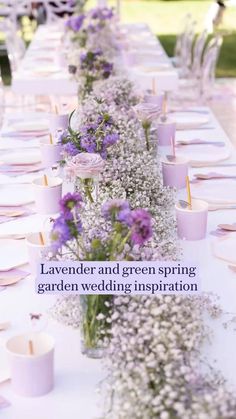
[40,138,62,168]
[32,176,62,214]
[6,333,54,397]
[157,121,176,146]
[144,93,164,107]
[49,113,69,135]
[26,232,50,276]
[162,157,189,189]
[175,199,208,240]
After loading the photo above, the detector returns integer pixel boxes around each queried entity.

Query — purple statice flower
[66,15,85,32]
[103,133,119,148]
[80,49,102,66]
[80,135,97,153]
[50,215,73,252]
[90,7,114,21]
[93,48,103,57]
[80,52,87,63]
[102,200,130,220]
[90,8,100,19]
[58,129,68,145]
[97,114,113,126]
[101,7,114,20]
[129,209,153,245]
[100,149,107,159]
[60,192,83,216]
[81,122,98,134]
[102,62,113,78]
[63,142,78,156]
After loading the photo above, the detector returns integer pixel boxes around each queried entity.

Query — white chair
[200,35,223,98]
[171,34,223,104]
[191,30,208,78]
[0,1,31,27]
[42,0,76,23]
[0,18,26,73]
[172,14,194,68]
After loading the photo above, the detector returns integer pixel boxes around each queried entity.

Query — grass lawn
[110,0,236,77]
[1,0,236,83]
[107,0,236,77]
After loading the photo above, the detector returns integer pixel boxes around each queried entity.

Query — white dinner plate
[191,178,236,204]
[0,239,28,271]
[176,143,231,166]
[170,112,210,129]
[0,184,34,206]
[6,119,48,132]
[0,139,39,150]
[1,150,41,165]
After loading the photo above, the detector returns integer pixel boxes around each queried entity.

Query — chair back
[192,30,208,78]
[200,35,223,95]
[42,0,75,23]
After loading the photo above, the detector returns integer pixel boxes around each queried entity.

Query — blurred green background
[1,0,236,84]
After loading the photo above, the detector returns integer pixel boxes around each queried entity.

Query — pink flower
[66,152,105,179]
[133,102,161,123]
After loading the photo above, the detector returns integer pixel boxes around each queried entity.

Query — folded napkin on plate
[0,206,34,224]
[0,163,42,175]
[1,151,41,166]
[1,130,48,138]
[0,268,30,286]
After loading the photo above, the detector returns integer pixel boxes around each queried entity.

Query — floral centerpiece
[79,49,114,98]
[59,109,120,160]
[50,10,236,413]
[50,193,153,357]
[65,6,116,51]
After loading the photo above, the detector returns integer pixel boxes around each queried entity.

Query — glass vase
[75,176,99,204]
[79,294,112,359]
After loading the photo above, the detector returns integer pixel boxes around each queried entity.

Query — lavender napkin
[0,164,42,176]
[0,206,34,224]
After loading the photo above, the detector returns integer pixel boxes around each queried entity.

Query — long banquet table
[12,23,179,96]
[1,21,236,419]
